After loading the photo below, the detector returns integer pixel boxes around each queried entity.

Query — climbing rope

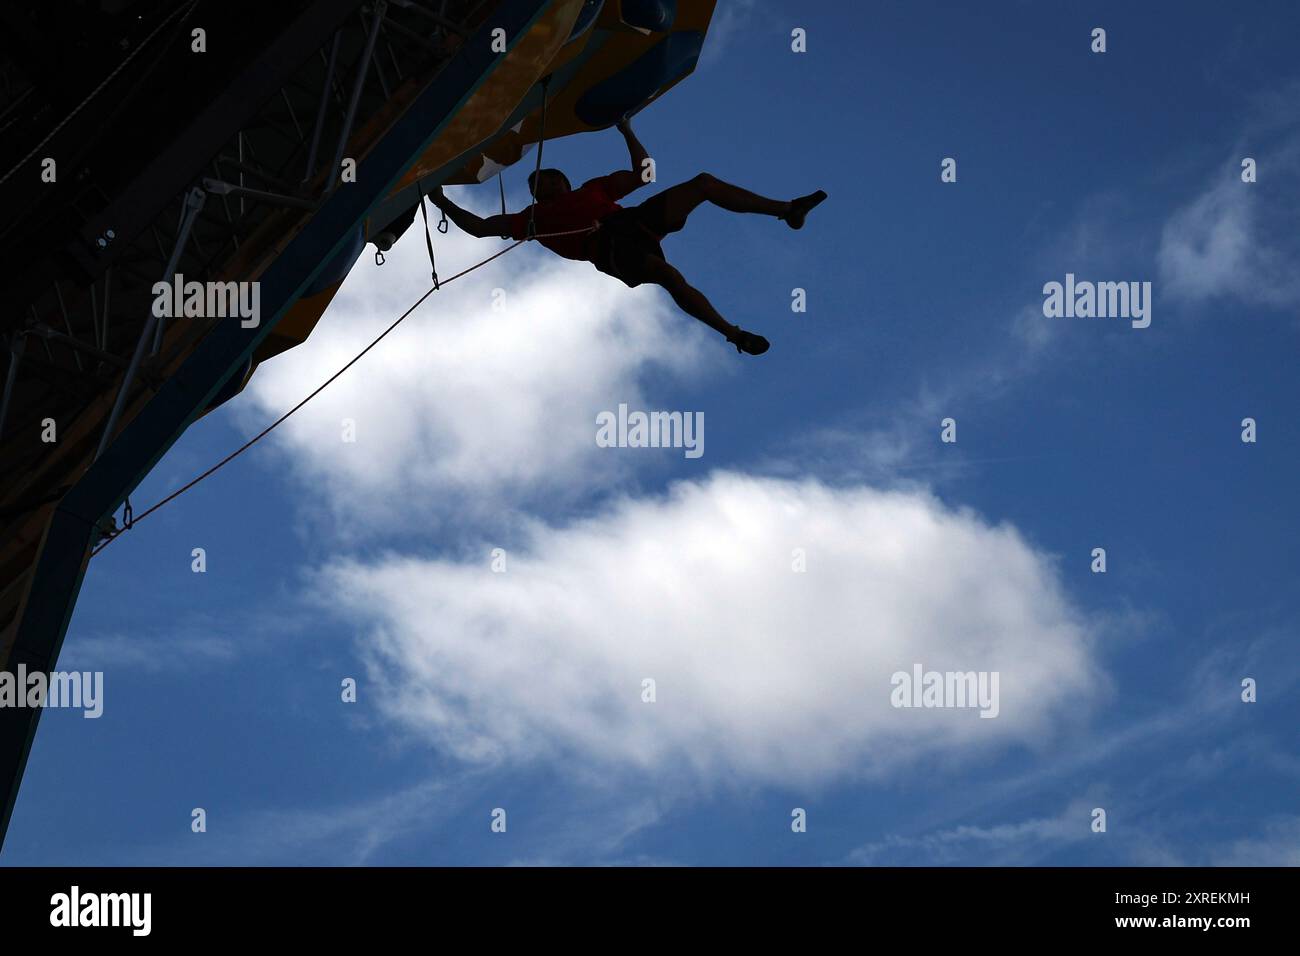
[89,222,597,559]
[525,75,551,240]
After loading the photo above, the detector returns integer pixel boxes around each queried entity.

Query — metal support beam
[326,1,387,196]
[215,153,294,194]
[94,186,204,461]
[201,178,318,210]
[364,8,393,100]
[393,0,471,37]
[149,188,207,356]
[379,12,442,55]
[101,268,112,352]
[51,283,86,371]
[26,326,128,368]
[304,32,342,184]
[57,323,84,373]
[0,335,24,442]
[279,88,305,142]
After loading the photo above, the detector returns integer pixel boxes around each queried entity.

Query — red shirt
[505,172,640,261]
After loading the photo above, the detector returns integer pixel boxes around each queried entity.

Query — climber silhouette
[430,118,826,355]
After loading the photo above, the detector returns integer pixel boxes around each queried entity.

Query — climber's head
[528,168,572,201]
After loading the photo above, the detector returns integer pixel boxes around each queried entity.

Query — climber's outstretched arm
[617,117,648,172]
[429,186,512,238]
[594,119,651,197]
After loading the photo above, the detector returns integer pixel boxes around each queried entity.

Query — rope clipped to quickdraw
[417,182,440,289]
[409,76,553,281]
[122,497,134,529]
[525,75,551,241]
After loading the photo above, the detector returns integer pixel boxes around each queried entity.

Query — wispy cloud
[1157,157,1300,309]
[504,796,672,866]
[1211,816,1300,866]
[848,800,1097,866]
[839,624,1300,867]
[849,805,1300,868]
[1157,95,1300,311]
[61,632,239,674]
[120,775,469,866]
[699,0,757,69]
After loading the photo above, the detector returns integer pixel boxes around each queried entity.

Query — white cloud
[1106,815,1300,868]
[1158,177,1262,302]
[116,774,669,867]
[238,209,712,536]
[848,800,1095,866]
[117,776,463,866]
[1211,817,1300,866]
[504,797,670,867]
[318,471,1101,790]
[1157,139,1300,309]
[61,632,238,674]
[699,0,756,68]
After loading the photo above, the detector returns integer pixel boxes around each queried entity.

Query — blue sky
[5,0,1299,866]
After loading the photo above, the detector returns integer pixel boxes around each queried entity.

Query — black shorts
[591,207,666,288]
